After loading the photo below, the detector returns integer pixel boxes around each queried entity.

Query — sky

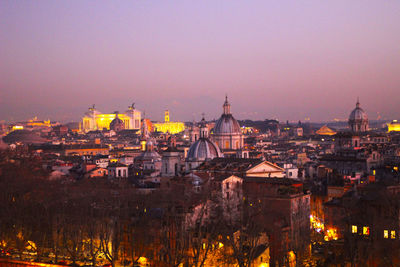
[1,1,399,123]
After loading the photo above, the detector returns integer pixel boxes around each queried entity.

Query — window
[352,225,358,234]
[391,231,396,239]
[225,140,230,149]
[226,183,229,189]
[363,226,370,236]
[226,192,230,200]
[384,230,389,239]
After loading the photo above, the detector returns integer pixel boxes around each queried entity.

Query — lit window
[384,230,389,239]
[352,225,358,233]
[391,231,396,239]
[363,226,370,236]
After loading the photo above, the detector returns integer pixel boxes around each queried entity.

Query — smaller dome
[138,150,162,162]
[110,113,125,132]
[187,138,221,160]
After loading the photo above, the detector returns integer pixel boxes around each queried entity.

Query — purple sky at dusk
[1,1,399,123]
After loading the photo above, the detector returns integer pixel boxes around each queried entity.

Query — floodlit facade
[153,110,185,134]
[82,104,141,132]
[387,120,400,132]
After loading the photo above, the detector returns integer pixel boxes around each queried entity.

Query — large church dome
[214,96,241,134]
[348,100,369,132]
[349,104,368,121]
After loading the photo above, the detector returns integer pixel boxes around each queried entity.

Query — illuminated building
[26,117,52,127]
[387,120,400,132]
[82,104,141,132]
[153,110,185,134]
[316,125,337,136]
[8,117,57,133]
[348,99,369,132]
[212,96,244,150]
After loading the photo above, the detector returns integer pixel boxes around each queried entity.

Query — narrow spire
[223,95,231,115]
[356,97,360,108]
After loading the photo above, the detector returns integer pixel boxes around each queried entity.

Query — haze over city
[1,1,400,122]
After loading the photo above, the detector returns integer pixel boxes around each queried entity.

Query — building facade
[82,104,141,132]
[153,110,185,134]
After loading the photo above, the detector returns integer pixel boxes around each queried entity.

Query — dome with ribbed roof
[188,116,221,160]
[348,99,369,132]
[211,96,244,150]
[349,105,368,121]
[187,138,221,160]
[213,96,241,134]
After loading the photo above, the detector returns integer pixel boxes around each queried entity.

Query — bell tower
[165,110,170,122]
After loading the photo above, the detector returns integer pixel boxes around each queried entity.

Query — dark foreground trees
[0,152,307,266]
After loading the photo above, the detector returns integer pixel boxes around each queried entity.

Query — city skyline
[1,1,400,122]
